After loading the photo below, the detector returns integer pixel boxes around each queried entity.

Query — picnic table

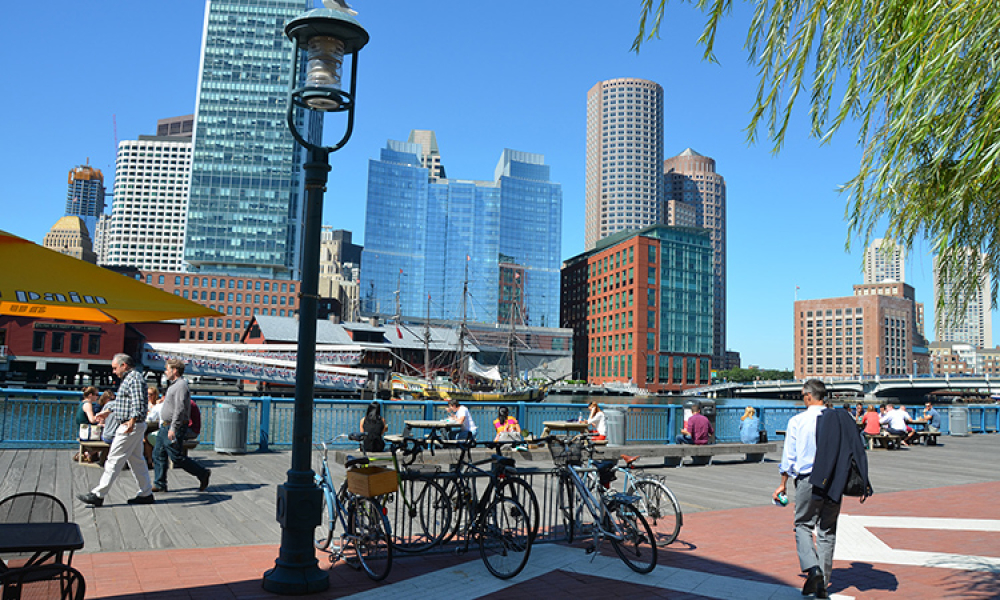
[0,522,83,569]
[537,421,590,438]
[402,419,460,440]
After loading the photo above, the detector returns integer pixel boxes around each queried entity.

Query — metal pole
[263,147,330,594]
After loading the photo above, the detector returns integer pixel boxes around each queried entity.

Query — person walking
[152,358,211,492]
[78,354,155,507]
[773,379,833,598]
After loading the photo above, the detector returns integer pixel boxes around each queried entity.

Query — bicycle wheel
[348,496,393,581]
[605,500,657,574]
[497,476,540,541]
[384,475,452,552]
[478,496,532,579]
[632,479,682,546]
[441,477,476,543]
[556,473,576,542]
[315,485,335,550]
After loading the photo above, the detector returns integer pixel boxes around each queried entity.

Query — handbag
[495,431,523,443]
[843,456,873,502]
[79,424,104,441]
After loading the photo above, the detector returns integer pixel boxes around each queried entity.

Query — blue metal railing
[2,387,997,449]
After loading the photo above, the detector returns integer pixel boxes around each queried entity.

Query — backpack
[188,400,202,438]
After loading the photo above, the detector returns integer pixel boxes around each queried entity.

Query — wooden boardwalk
[2,434,999,556]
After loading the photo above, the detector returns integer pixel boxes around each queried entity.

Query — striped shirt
[112,369,148,422]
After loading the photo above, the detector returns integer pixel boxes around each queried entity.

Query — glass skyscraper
[184,0,315,278]
[362,133,562,327]
[64,164,106,238]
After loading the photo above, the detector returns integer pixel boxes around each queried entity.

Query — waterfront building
[104,117,193,272]
[109,268,300,343]
[663,148,727,369]
[853,281,927,348]
[930,342,1000,375]
[64,164,106,236]
[561,225,713,393]
[362,133,562,327]
[0,314,178,385]
[183,0,315,279]
[584,78,664,249]
[42,216,96,264]
[864,238,906,283]
[933,251,993,348]
[793,293,926,379]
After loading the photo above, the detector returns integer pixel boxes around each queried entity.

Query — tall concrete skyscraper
[105,116,193,272]
[864,238,906,283]
[184,0,314,279]
[664,149,727,369]
[64,164,106,236]
[585,78,664,249]
[362,132,562,326]
[934,251,993,348]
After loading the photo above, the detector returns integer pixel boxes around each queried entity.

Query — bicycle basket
[346,466,398,497]
[548,438,584,466]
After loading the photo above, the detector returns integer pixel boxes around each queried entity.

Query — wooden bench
[914,431,941,446]
[593,442,778,467]
[77,439,200,467]
[865,433,903,450]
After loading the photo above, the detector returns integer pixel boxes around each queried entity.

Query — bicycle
[433,434,540,544]
[338,432,452,553]
[545,434,657,574]
[615,453,683,546]
[313,439,392,581]
[423,432,534,579]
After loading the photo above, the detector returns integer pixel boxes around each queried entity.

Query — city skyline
[2,0,984,370]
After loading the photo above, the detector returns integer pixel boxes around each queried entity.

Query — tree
[633,1,1000,319]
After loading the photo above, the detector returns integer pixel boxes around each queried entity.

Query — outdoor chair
[0,493,68,524]
[0,493,72,568]
[0,564,86,600]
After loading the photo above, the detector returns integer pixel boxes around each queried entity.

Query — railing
[2,387,997,449]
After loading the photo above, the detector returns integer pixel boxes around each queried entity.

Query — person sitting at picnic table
[493,406,522,443]
[675,403,713,445]
[359,401,387,452]
[74,386,103,462]
[880,402,916,446]
[860,404,882,441]
[739,406,760,444]
[923,402,942,433]
[445,398,477,442]
[144,386,164,468]
[587,401,607,441]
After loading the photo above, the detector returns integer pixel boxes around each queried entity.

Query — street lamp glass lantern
[303,36,345,110]
[285,5,369,114]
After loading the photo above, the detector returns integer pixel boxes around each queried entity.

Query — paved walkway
[70,479,1000,599]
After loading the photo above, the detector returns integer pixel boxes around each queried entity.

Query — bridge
[692,374,1000,402]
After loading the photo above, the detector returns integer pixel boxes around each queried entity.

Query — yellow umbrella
[0,230,221,323]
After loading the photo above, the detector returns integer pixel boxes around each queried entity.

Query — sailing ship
[388,263,548,403]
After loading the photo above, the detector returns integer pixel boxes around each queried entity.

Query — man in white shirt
[773,379,835,598]
[880,402,915,446]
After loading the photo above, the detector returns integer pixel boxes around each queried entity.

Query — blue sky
[1,0,970,370]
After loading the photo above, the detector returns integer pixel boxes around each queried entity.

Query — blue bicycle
[314,439,393,581]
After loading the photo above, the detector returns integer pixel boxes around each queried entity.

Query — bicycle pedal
[585,545,597,555]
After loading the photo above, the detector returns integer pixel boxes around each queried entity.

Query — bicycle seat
[348,432,367,442]
[620,454,640,467]
[344,455,370,469]
[493,455,516,468]
[593,459,617,474]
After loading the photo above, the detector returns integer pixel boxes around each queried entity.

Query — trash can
[605,407,626,446]
[215,399,249,453]
[949,405,969,437]
[697,399,717,444]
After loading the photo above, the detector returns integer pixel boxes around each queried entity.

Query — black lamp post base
[262,562,329,595]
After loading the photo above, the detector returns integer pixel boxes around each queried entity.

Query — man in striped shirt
[78,353,155,507]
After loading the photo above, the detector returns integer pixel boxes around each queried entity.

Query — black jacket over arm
[810,408,871,503]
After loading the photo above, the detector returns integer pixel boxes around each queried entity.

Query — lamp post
[262,2,368,594]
